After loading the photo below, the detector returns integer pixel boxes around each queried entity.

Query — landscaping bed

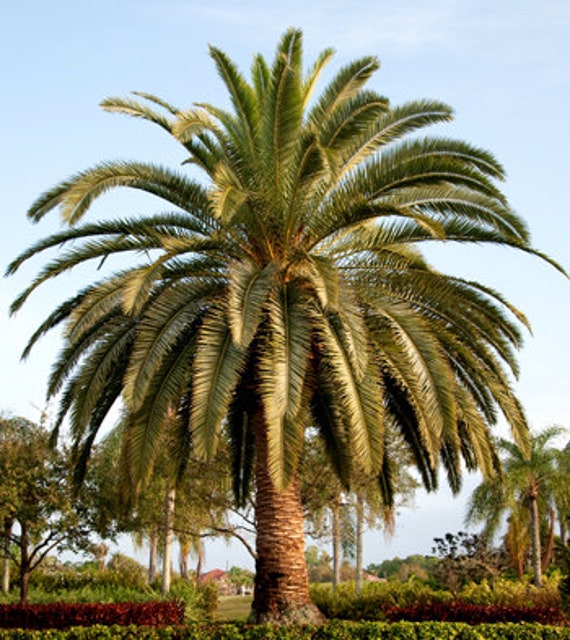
[0,621,569,639]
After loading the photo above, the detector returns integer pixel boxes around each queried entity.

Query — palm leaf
[190,305,247,459]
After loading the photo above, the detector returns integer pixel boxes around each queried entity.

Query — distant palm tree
[8,30,562,621]
[554,442,570,543]
[467,426,567,586]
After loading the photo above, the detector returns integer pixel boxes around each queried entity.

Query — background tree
[305,546,333,583]
[366,554,439,582]
[554,441,570,543]
[227,566,254,595]
[432,530,507,594]
[88,419,241,588]
[467,426,567,586]
[9,30,563,622]
[0,415,92,603]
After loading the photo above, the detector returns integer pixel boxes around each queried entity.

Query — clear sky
[1,0,568,571]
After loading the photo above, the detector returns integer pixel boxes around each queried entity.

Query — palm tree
[467,426,567,586]
[8,30,563,622]
[554,441,570,543]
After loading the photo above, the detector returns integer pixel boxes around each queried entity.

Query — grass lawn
[215,595,253,621]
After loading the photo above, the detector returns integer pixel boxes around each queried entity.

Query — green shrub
[459,575,561,608]
[557,542,570,615]
[310,581,453,619]
[167,579,218,621]
[29,558,147,594]
[311,578,564,621]
[0,621,570,639]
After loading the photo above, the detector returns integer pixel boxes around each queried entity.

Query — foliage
[557,536,570,615]
[25,560,150,600]
[310,578,563,621]
[105,553,147,588]
[311,582,452,619]
[366,555,439,582]
[432,531,507,593]
[0,416,93,603]
[459,575,561,608]
[0,560,217,623]
[382,601,566,625]
[1,621,570,639]
[467,427,568,584]
[227,568,254,590]
[0,600,185,629]
[306,547,334,583]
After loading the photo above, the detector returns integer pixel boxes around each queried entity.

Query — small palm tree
[8,30,563,621]
[467,425,567,586]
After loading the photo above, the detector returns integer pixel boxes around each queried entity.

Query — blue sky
[1,1,568,570]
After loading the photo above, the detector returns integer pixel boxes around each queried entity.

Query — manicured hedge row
[1,621,570,639]
[312,587,566,625]
[383,602,566,626]
[0,600,185,630]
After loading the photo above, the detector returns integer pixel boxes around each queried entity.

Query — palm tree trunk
[529,488,542,587]
[251,411,325,624]
[355,494,364,595]
[331,502,341,592]
[148,528,158,584]
[541,507,556,573]
[162,484,176,595]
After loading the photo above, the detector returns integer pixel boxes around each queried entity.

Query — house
[199,568,233,595]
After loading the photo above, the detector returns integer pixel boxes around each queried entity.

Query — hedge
[0,621,569,639]
[0,601,185,630]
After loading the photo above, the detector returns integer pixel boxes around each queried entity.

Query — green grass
[215,595,253,621]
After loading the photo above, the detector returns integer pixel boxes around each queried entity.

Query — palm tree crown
[8,29,563,621]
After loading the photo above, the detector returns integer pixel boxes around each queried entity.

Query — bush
[459,575,561,609]
[1,559,215,623]
[310,581,567,625]
[0,621,569,639]
[383,601,566,626]
[29,558,147,594]
[0,601,185,630]
[310,582,453,619]
[167,579,218,621]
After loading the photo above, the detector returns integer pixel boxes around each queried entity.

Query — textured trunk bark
[20,569,30,605]
[529,488,542,587]
[331,502,341,592]
[251,411,325,624]
[541,507,556,573]
[355,494,364,595]
[148,529,158,585]
[162,485,176,596]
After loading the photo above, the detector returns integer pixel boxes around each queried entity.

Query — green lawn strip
[215,595,253,621]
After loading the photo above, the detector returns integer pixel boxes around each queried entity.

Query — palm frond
[258,283,312,489]
[190,305,247,459]
[100,95,173,132]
